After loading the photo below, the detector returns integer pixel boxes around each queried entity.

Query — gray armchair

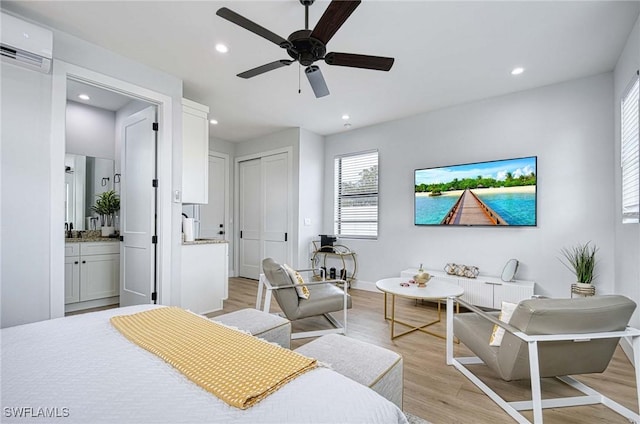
[260,257,352,339]
[446,295,640,423]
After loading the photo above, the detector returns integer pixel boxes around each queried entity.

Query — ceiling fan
[216,0,395,98]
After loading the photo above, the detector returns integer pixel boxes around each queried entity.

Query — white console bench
[401,268,535,309]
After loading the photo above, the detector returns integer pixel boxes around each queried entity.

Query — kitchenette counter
[182,238,228,246]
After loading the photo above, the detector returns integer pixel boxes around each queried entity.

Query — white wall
[1,63,53,327]
[0,11,183,327]
[65,101,116,159]
[614,15,640,327]
[323,73,615,299]
[298,129,325,268]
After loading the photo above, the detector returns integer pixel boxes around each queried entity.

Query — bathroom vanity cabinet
[65,241,119,312]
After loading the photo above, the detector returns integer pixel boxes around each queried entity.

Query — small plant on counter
[92,190,120,226]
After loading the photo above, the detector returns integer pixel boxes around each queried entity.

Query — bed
[1,305,408,424]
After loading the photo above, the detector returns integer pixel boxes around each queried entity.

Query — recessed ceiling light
[342,114,350,120]
[511,67,525,76]
[210,119,218,125]
[78,94,90,101]
[215,44,228,53]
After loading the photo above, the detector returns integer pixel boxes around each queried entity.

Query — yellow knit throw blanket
[110,307,317,409]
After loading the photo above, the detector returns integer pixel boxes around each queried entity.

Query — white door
[200,153,227,240]
[120,106,157,306]
[238,152,290,279]
[261,153,289,264]
[239,158,262,278]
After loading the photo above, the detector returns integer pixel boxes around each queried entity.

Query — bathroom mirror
[65,153,115,230]
[501,258,519,282]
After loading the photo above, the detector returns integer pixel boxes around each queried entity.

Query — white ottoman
[212,308,291,348]
[295,334,403,409]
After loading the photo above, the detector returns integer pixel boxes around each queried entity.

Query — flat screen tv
[414,156,537,226]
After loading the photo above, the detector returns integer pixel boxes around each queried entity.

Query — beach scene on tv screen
[415,157,536,226]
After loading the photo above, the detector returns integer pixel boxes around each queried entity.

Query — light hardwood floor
[209,277,639,424]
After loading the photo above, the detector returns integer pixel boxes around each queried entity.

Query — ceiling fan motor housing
[286,29,326,66]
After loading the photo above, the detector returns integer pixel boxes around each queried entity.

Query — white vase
[101,226,114,237]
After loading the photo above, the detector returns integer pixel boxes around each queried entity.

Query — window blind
[622,75,639,223]
[334,150,378,238]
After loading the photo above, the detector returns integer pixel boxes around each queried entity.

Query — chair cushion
[293,283,352,320]
[454,311,501,373]
[262,258,300,318]
[283,264,310,299]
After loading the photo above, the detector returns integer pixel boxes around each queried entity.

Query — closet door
[261,153,289,265]
[238,159,262,279]
[238,152,290,279]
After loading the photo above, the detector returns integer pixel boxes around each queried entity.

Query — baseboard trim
[350,280,379,293]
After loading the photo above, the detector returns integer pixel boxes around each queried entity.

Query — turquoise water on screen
[476,192,536,226]
[415,191,536,226]
[415,195,458,224]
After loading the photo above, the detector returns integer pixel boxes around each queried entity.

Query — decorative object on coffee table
[413,271,431,287]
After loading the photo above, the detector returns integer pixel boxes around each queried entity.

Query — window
[622,74,639,223]
[334,150,378,238]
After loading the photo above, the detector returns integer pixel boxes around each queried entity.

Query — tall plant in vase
[92,190,120,236]
[559,242,598,289]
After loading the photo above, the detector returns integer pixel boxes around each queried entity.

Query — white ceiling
[67,79,133,112]
[4,1,639,142]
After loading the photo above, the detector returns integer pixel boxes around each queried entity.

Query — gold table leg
[383,295,460,341]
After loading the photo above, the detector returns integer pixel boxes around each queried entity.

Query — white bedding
[1,305,408,424]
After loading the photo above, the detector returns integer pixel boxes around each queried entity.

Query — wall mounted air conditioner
[1,12,52,73]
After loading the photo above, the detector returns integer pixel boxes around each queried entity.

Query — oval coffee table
[375,277,464,341]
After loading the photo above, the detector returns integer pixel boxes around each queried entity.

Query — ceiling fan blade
[217,7,291,48]
[324,52,394,71]
[237,60,294,79]
[305,65,330,98]
[310,0,361,45]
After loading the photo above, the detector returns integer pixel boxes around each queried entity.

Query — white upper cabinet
[182,99,209,204]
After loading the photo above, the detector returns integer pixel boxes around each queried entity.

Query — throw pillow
[283,264,310,300]
[489,301,517,347]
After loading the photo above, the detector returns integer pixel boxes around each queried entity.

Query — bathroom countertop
[182,239,228,245]
[65,237,119,243]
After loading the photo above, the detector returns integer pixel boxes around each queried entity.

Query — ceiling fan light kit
[216,0,395,98]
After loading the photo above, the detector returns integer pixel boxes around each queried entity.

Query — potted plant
[92,190,120,236]
[559,242,598,289]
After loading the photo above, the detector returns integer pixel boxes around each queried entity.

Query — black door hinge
[240,230,243,239]
[152,179,158,187]
[152,122,159,131]
[151,292,157,301]
[119,235,124,242]
[284,232,288,242]
[152,235,158,244]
